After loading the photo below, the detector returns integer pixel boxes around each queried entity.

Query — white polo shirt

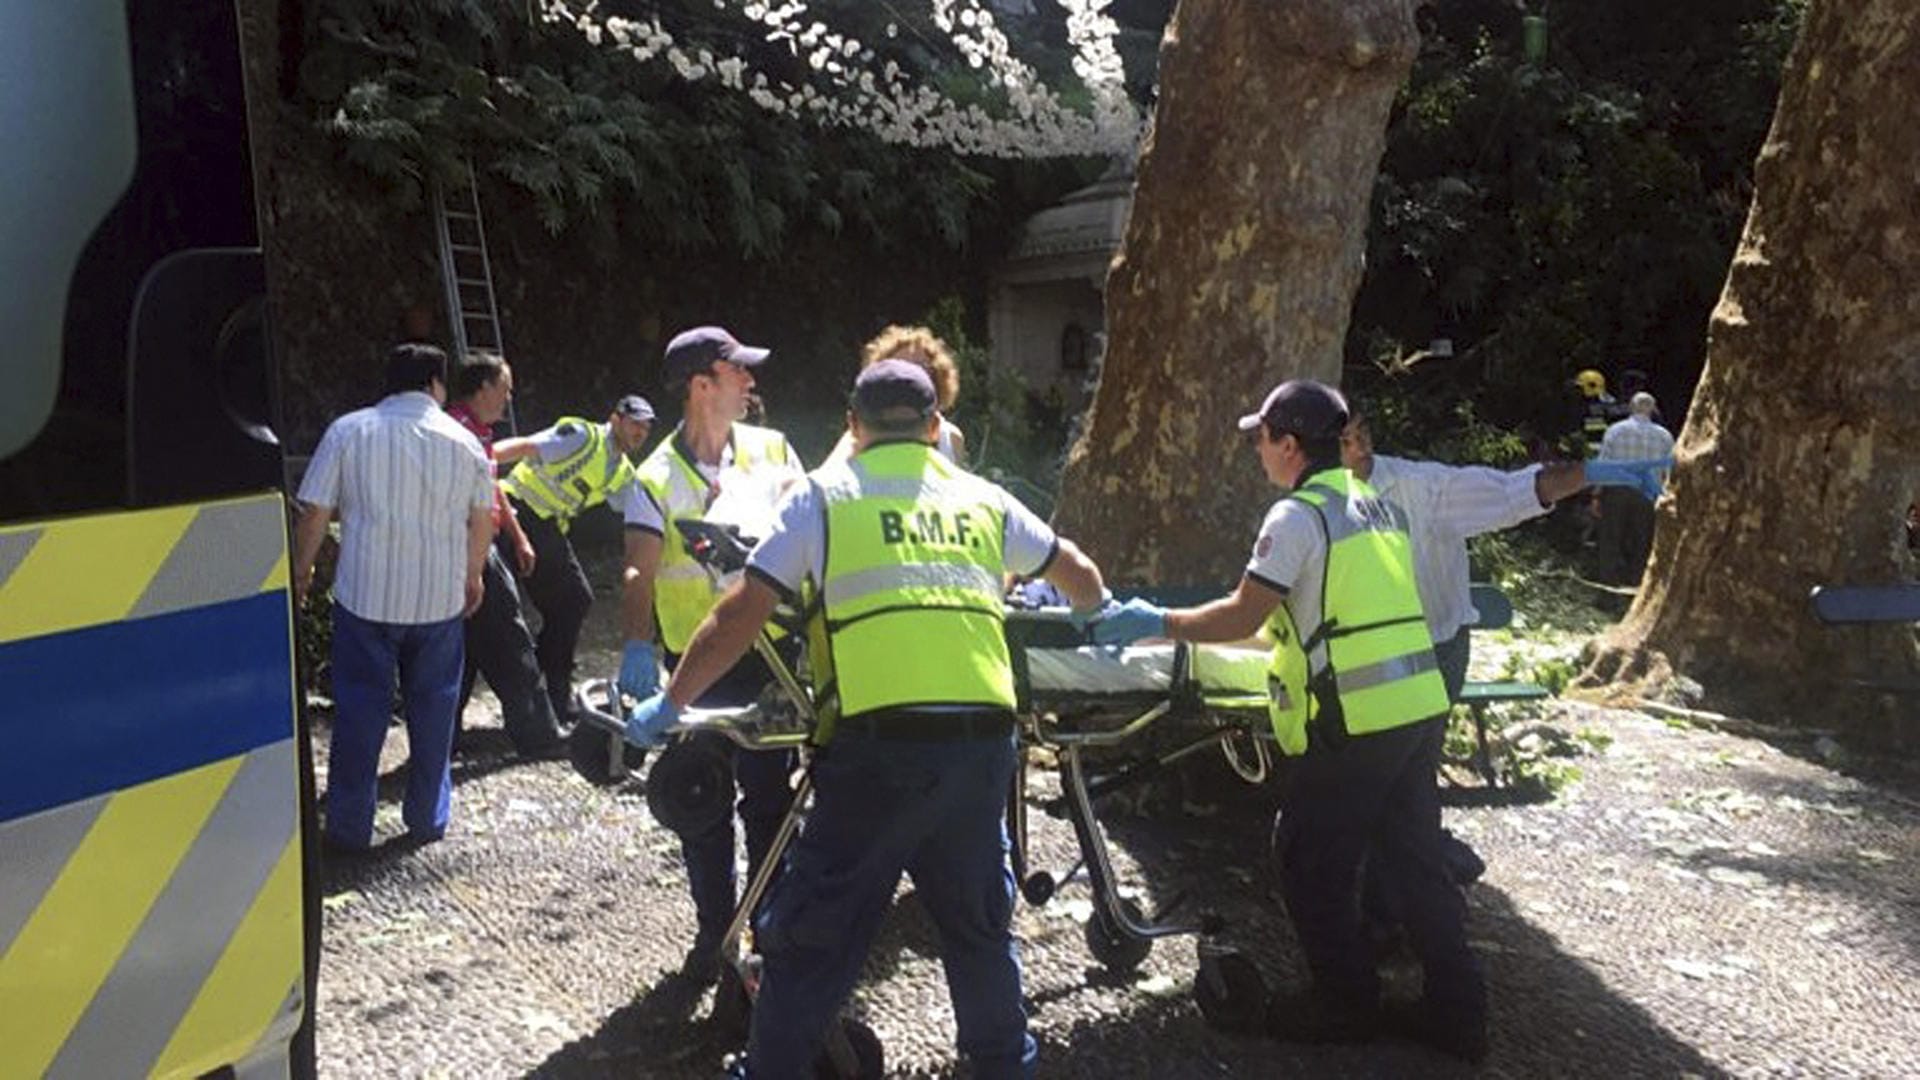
[298,391,493,625]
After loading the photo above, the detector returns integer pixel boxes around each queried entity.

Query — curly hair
[860,325,959,412]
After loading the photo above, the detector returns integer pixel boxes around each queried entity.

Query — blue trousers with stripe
[746,733,1035,1079]
[325,606,463,849]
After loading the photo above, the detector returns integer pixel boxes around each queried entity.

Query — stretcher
[564,522,1282,1059]
[1002,606,1276,987]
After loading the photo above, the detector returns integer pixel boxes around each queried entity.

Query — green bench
[1455,584,1553,785]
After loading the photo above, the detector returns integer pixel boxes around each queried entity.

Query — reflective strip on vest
[1274,469,1449,739]
[824,562,1004,610]
[817,442,1014,722]
[637,423,790,653]
[501,418,631,527]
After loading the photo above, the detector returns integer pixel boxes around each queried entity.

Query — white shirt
[1245,497,1332,673]
[1600,415,1675,482]
[1363,455,1550,642]
[748,451,1058,595]
[298,392,493,624]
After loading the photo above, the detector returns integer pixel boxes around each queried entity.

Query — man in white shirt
[1596,392,1675,584]
[292,343,496,852]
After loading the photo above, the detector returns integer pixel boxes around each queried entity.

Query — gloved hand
[1586,459,1671,502]
[623,692,680,749]
[1068,589,1116,632]
[619,639,661,699]
[1092,597,1169,646]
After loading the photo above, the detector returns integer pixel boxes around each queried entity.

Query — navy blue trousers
[325,606,463,849]
[746,732,1034,1079]
[1280,712,1485,1023]
[672,648,798,949]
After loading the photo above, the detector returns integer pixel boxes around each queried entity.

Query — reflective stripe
[825,562,1003,607]
[0,755,241,1076]
[128,497,287,621]
[0,494,288,646]
[0,796,108,959]
[49,741,297,1079]
[0,528,41,590]
[1336,649,1440,694]
[151,839,304,1079]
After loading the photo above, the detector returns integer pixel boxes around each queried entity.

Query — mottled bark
[1581,0,1920,746]
[1052,0,1419,584]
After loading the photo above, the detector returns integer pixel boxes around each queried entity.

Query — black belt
[835,709,1015,742]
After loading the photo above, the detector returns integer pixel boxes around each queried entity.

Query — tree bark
[1580,0,1920,746]
[1052,0,1419,585]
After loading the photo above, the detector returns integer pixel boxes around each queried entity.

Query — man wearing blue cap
[494,394,656,725]
[625,359,1109,1077]
[617,326,806,981]
[1094,379,1488,1062]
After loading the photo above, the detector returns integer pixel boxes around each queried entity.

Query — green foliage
[294,0,1156,260]
[1347,0,1803,455]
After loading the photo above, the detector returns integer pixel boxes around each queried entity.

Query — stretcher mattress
[1025,644,1269,697]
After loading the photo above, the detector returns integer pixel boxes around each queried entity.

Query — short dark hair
[1297,434,1343,463]
[451,352,506,402]
[385,342,448,395]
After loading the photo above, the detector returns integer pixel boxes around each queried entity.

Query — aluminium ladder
[432,159,516,433]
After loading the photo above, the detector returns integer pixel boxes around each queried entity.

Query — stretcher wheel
[812,1017,883,1079]
[646,734,735,837]
[565,721,647,787]
[1084,897,1152,972]
[1020,872,1057,906]
[1193,948,1268,1034]
[712,963,753,1040]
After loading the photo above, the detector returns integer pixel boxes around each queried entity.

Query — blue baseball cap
[1237,379,1349,439]
[851,359,937,421]
[663,326,771,384]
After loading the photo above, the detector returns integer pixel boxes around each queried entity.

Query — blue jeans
[325,606,464,849]
[747,733,1034,1079]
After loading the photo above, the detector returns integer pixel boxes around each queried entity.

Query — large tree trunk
[1052,0,1418,584]
[1581,0,1920,746]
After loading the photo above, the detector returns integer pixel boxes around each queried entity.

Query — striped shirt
[298,391,494,625]
[1600,416,1675,483]
[1364,455,1551,642]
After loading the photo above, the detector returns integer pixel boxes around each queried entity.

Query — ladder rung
[461,312,499,322]
[448,243,484,254]
[444,210,479,221]
[455,278,492,289]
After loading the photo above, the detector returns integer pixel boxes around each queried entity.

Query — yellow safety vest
[500,418,635,530]
[813,442,1015,725]
[635,423,792,653]
[1263,468,1449,748]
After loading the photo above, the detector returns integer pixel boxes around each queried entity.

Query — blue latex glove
[619,639,661,699]
[1068,590,1116,631]
[1587,459,1671,502]
[623,692,679,748]
[1092,597,1170,646]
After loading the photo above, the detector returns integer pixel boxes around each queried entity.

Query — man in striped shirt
[292,343,496,853]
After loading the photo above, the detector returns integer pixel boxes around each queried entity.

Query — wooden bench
[1455,583,1553,785]
[1809,584,1920,695]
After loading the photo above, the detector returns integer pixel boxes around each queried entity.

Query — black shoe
[1383,1000,1489,1063]
[1264,990,1380,1045]
[680,941,722,985]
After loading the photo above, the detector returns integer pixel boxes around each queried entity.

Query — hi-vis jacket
[1262,468,1450,753]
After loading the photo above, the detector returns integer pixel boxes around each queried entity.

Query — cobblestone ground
[313,590,1920,1078]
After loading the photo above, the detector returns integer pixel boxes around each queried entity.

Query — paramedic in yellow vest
[1093,380,1488,1064]
[617,325,805,982]
[492,395,654,725]
[624,360,1107,1077]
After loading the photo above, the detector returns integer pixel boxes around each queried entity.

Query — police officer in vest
[1095,380,1488,1063]
[617,326,806,981]
[624,360,1109,1077]
[493,395,655,724]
